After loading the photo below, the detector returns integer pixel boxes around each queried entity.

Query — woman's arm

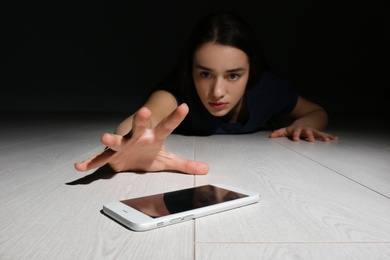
[269,96,338,142]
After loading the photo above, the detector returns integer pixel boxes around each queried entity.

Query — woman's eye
[228,74,240,80]
[200,72,211,78]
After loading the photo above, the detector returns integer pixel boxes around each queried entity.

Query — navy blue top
[173,71,298,136]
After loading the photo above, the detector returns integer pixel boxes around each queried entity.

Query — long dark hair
[155,11,263,98]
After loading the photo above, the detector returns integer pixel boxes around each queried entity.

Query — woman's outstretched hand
[74,104,209,175]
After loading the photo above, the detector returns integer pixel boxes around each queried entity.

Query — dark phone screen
[121,185,247,218]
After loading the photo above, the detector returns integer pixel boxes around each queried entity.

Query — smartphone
[102,183,259,231]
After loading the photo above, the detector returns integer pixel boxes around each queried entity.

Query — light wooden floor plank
[195,243,390,260]
[271,116,390,197]
[193,133,390,243]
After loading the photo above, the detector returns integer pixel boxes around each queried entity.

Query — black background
[1,0,389,115]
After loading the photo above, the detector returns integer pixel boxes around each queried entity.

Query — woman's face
[192,42,249,122]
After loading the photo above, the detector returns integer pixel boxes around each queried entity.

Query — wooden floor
[1,111,389,260]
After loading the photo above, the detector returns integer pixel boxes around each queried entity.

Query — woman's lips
[209,102,227,110]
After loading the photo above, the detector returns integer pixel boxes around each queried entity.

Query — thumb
[74,149,115,172]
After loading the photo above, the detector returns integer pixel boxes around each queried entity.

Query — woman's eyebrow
[226,67,246,73]
[195,65,246,72]
[195,65,213,71]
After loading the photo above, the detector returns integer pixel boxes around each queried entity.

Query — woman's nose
[212,78,226,99]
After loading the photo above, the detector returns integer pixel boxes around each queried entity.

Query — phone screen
[120,185,248,218]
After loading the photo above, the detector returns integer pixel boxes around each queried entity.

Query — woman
[74,11,337,175]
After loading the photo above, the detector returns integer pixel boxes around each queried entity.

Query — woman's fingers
[100,133,126,151]
[305,131,316,142]
[269,128,287,138]
[73,104,208,174]
[270,127,338,142]
[74,149,115,172]
[154,103,189,140]
[131,107,152,139]
[292,128,302,141]
[315,132,338,142]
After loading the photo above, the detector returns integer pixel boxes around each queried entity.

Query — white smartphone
[102,183,260,231]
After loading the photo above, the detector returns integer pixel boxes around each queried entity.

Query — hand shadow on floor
[66,164,116,185]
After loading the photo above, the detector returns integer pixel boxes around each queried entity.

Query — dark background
[1,0,389,115]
